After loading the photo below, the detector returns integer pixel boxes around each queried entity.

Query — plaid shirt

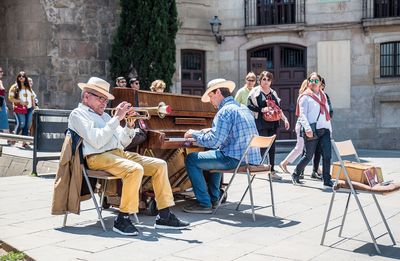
[193,96,262,165]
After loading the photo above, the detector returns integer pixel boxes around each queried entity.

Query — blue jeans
[185,150,240,208]
[295,129,332,183]
[14,107,34,136]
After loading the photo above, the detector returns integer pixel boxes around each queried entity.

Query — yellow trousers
[86,149,174,213]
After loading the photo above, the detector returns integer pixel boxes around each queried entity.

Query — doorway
[248,44,307,139]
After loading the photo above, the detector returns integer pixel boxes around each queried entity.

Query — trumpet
[108,102,172,124]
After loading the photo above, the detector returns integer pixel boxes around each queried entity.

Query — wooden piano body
[109,88,216,213]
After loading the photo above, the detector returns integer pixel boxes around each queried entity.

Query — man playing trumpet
[68,77,189,236]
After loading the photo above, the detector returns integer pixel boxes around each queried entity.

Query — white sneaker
[270,171,282,180]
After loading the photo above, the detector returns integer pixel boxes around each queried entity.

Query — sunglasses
[309,79,319,84]
[261,78,271,82]
[88,92,108,103]
[18,75,26,78]
[247,79,255,82]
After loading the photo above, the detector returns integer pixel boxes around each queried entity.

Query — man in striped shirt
[183,78,261,214]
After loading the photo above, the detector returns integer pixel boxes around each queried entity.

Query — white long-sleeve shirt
[68,103,138,157]
[298,93,332,133]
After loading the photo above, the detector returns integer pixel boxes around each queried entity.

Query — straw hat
[78,77,115,100]
[201,78,235,103]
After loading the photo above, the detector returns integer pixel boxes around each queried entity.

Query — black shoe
[183,203,213,214]
[155,213,190,229]
[212,200,219,209]
[323,180,334,189]
[291,173,303,185]
[311,171,323,180]
[299,170,304,179]
[113,215,139,236]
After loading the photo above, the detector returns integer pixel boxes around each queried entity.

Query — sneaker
[183,203,213,214]
[323,180,334,189]
[113,215,139,236]
[311,171,323,180]
[269,171,282,180]
[155,213,190,229]
[212,200,219,209]
[291,173,303,185]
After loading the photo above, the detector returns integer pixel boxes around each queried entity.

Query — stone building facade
[0,0,399,149]
[175,0,400,149]
[0,0,120,109]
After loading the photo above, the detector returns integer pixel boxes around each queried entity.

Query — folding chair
[212,134,276,221]
[321,139,398,254]
[63,143,139,231]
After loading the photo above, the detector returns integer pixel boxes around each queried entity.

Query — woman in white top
[8,71,37,148]
[291,72,333,188]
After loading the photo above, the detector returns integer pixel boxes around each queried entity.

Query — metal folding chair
[321,139,397,254]
[212,134,276,221]
[63,142,139,231]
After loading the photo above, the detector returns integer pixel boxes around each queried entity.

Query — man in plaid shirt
[183,78,261,214]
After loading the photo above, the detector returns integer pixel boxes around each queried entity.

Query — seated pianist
[182,78,261,214]
[68,77,189,236]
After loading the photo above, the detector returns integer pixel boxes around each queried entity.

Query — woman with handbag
[291,72,333,188]
[248,71,290,180]
[8,71,37,148]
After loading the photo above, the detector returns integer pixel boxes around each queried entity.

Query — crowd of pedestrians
[235,70,333,188]
[0,66,333,186]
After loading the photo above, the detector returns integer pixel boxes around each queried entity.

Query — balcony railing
[245,0,305,27]
[363,0,400,19]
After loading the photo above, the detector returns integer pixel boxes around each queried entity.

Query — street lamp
[209,16,225,44]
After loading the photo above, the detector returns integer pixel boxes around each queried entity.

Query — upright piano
[111,88,216,212]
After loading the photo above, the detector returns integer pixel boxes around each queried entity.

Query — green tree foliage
[110,0,178,92]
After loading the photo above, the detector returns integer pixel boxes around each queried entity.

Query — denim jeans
[185,150,240,208]
[14,107,33,136]
[295,129,332,183]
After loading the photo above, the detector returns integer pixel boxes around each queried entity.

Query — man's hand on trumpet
[113,101,134,122]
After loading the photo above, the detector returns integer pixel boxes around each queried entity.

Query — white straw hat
[201,78,235,103]
[78,77,115,100]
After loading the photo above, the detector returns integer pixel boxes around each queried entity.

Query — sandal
[279,162,290,174]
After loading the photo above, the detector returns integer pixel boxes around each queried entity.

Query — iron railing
[245,0,305,27]
[363,0,400,19]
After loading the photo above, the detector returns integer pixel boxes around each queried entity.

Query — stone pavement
[0,139,59,177]
[0,145,400,260]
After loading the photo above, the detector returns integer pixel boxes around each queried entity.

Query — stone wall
[0,0,120,109]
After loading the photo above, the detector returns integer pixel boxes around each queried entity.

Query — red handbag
[262,99,282,122]
[14,104,28,114]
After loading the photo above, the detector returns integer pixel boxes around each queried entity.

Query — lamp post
[209,16,225,44]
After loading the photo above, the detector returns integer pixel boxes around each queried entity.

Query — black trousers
[295,129,332,183]
[258,127,277,171]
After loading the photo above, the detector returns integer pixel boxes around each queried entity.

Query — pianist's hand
[184,129,195,139]
[114,101,133,121]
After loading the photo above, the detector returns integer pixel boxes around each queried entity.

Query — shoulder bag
[14,104,28,114]
[262,97,282,122]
